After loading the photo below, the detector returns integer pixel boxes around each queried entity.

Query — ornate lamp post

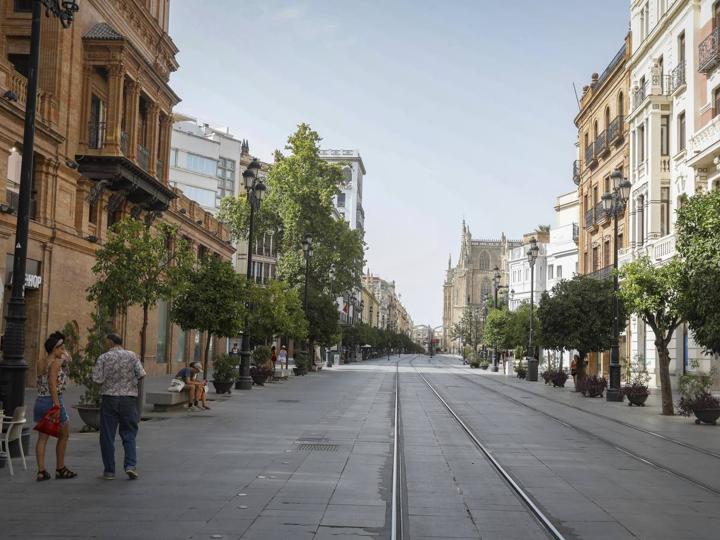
[526,237,540,381]
[602,168,632,402]
[302,234,313,362]
[491,266,508,372]
[236,159,266,390]
[0,0,79,416]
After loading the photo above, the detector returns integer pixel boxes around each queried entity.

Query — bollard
[527,357,539,381]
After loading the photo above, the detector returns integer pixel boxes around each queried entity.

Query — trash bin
[527,357,539,381]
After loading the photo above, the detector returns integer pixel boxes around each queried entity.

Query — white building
[508,234,548,313]
[623,0,715,384]
[319,149,366,233]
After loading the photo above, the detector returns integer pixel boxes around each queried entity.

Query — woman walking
[34,331,76,481]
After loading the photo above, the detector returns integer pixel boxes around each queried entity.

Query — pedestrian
[571,354,579,388]
[175,361,210,411]
[92,333,146,480]
[278,345,288,369]
[229,343,240,356]
[34,331,76,481]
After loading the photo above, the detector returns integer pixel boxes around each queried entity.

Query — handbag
[33,406,62,438]
[168,378,185,392]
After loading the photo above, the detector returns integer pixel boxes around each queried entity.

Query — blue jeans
[100,396,139,475]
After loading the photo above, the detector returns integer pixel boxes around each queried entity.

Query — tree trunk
[204,331,212,377]
[574,351,588,392]
[137,302,149,417]
[656,339,674,416]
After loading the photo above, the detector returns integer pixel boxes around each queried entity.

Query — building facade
[320,149,366,233]
[443,222,519,353]
[0,0,233,383]
[622,0,716,385]
[574,34,631,376]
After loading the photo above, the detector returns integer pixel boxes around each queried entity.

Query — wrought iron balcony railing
[585,143,596,168]
[595,130,608,157]
[632,82,647,111]
[607,115,624,145]
[137,144,150,172]
[585,208,594,229]
[88,121,106,150]
[595,201,609,224]
[572,222,580,243]
[699,27,720,74]
[669,60,686,93]
[573,160,580,185]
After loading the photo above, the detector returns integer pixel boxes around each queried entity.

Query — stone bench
[146,391,187,411]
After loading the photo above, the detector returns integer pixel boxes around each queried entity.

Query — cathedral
[442,221,521,353]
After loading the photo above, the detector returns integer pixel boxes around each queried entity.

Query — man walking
[92,333,146,480]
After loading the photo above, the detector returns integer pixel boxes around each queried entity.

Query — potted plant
[250,346,273,385]
[542,370,554,385]
[515,360,527,380]
[469,359,480,369]
[552,370,568,388]
[581,375,607,398]
[622,371,650,407]
[64,314,109,432]
[677,372,720,425]
[293,351,308,376]
[479,359,490,370]
[211,354,236,394]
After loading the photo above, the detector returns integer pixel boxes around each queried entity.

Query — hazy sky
[169,0,629,327]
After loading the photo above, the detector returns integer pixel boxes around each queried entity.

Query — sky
[168,0,630,328]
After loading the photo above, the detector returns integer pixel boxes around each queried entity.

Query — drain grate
[296,436,329,443]
[295,443,338,452]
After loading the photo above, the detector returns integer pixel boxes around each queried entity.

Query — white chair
[1,406,27,476]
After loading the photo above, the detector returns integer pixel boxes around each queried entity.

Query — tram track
[397,356,565,540]
[425,357,720,498]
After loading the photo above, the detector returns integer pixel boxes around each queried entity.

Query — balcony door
[89,95,106,150]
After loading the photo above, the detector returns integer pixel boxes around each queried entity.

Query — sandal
[55,467,77,479]
[36,470,51,482]
[201,404,211,410]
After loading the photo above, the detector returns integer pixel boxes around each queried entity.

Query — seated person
[175,361,210,411]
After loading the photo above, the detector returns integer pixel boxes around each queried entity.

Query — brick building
[0,0,233,381]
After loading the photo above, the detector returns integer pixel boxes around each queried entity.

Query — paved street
[3,355,720,539]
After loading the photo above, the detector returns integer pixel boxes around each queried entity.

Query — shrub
[552,370,568,388]
[677,371,719,416]
[581,375,607,397]
[252,345,272,367]
[212,354,237,382]
[622,371,650,398]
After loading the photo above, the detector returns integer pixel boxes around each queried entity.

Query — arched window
[605,106,611,130]
[480,280,491,301]
[478,251,490,270]
[594,120,598,138]
[618,92,624,118]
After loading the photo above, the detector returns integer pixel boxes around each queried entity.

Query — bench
[146,391,186,412]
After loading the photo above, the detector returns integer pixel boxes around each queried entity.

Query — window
[637,123,645,163]
[88,95,106,150]
[592,246,599,271]
[556,266,563,279]
[637,195,645,246]
[174,327,186,363]
[337,193,346,207]
[604,176,610,195]
[8,53,30,79]
[176,184,216,208]
[714,88,720,118]
[216,157,236,200]
[660,187,670,236]
[660,115,669,156]
[14,0,32,11]
[89,199,98,225]
[198,245,207,260]
[603,241,611,267]
[583,251,588,273]
[678,32,685,64]
[548,265,554,280]
[605,107,610,131]
[479,252,490,271]
[186,153,217,176]
[678,112,686,152]
[170,148,179,167]
[617,233,624,251]
[618,92,624,118]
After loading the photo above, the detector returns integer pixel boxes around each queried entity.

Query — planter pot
[293,367,306,376]
[251,373,268,386]
[517,371,527,380]
[627,393,649,407]
[74,405,101,431]
[584,389,604,398]
[552,381,566,388]
[212,381,233,394]
[470,364,479,369]
[693,408,720,425]
[480,365,489,370]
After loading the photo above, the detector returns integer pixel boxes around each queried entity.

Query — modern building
[443,222,519,353]
[574,34,631,376]
[0,0,233,381]
[621,0,715,384]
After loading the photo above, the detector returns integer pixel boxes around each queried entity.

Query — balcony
[595,130,609,158]
[585,208,594,229]
[137,144,150,172]
[595,201,609,225]
[120,131,129,155]
[607,115,624,145]
[632,83,647,111]
[669,60,686,93]
[585,143,597,169]
[588,265,612,281]
[699,27,720,74]
[572,222,579,243]
[572,160,581,185]
[652,233,676,264]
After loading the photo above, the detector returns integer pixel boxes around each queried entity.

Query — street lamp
[236,159,266,390]
[0,0,79,417]
[491,266,508,372]
[302,234,313,362]
[526,237,540,381]
[602,167,632,402]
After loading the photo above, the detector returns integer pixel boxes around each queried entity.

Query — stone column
[147,101,159,176]
[106,64,125,153]
[126,79,140,161]
[159,113,173,184]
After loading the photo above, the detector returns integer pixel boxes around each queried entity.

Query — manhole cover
[277,399,299,403]
[296,437,328,443]
[295,443,338,452]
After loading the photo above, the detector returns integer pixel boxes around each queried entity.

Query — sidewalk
[1,367,394,539]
